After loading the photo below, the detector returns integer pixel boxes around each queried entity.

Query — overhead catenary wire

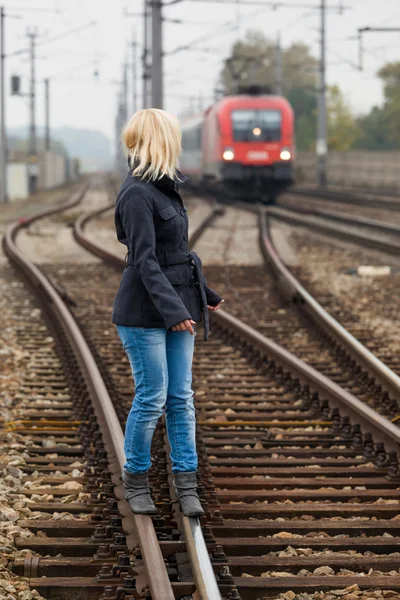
[164,6,316,71]
[167,0,349,7]
[165,4,286,59]
[6,20,97,59]
[357,26,400,70]
[165,7,317,118]
[2,5,63,13]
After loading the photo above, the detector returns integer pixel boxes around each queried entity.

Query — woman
[112,108,223,517]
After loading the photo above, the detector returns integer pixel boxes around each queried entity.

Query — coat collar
[152,170,188,193]
[127,157,188,193]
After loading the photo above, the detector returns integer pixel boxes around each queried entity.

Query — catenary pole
[0,6,7,203]
[44,78,50,151]
[132,30,137,113]
[151,0,163,108]
[27,31,37,157]
[316,0,327,187]
[123,60,128,121]
[143,0,150,108]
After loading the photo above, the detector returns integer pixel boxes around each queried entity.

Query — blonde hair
[122,108,182,181]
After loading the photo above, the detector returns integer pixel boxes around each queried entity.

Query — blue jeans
[116,326,197,474]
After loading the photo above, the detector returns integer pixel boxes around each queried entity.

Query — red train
[180,90,295,203]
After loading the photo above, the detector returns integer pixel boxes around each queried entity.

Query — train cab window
[231,109,281,142]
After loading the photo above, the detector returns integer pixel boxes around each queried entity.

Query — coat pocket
[163,269,184,285]
[163,269,189,312]
[158,205,177,220]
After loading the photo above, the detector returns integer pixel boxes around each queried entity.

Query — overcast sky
[5,0,400,149]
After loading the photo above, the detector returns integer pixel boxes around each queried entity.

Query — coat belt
[125,250,210,340]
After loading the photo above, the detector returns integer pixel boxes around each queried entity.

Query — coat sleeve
[204,283,223,307]
[120,192,192,329]
[189,250,223,307]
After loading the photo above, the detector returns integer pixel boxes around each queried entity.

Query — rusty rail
[73,184,224,266]
[266,204,400,255]
[66,184,400,595]
[73,185,400,451]
[73,181,124,269]
[212,308,400,453]
[226,197,400,409]
[189,201,225,249]
[258,208,400,407]
[73,182,224,600]
[275,203,400,236]
[2,184,176,600]
[291,186,400,211]
[73,185,400,566]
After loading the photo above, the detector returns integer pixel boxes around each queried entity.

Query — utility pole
[316,0,327,187]
[151,0,163,108]
[26,29,39,194]
[27,30,37,157]
[142,0,151,108]
[275,33,283,96]
[123,61,128,121]
[44,78,50,151]
[132,30,137,113]
[0,6,7,204]
[115,88,127,176]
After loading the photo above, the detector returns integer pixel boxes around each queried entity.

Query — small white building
[6,151,68,201]
[7,162,30,201]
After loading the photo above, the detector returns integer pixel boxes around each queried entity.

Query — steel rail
[73,181,124,269]
[189,201,225,249]
[73,186,400,570]
[74,187,400,435]
[291,186,400,211]
[212,308,400,453]
[2,184,176,600]
[162,429,223,600]
[73,183,224,600]
[67,185,400,600]
[179,195,400,445]
[225,198,400,407]
[275,203,400,237]
[73,186,225,264]
[259,207,400,407]
[267,205,400,255]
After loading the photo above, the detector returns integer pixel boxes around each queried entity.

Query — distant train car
[181,90,295,203]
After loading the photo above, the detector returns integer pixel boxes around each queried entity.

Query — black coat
[112,171,222,333]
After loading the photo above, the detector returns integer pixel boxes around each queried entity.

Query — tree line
[219,31,400,152]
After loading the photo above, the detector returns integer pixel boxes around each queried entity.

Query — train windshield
[231,109,281,142]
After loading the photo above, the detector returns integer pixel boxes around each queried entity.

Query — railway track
[203,199,400,415]
[69,188,400,597]
[4,182,400,599]
[279,192,400,226]
[290,187,400,212]
[2,182,225,600]
[265,204,400,256]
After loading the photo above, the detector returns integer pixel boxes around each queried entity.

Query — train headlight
[280,148,291,161]
[223,148,235,161]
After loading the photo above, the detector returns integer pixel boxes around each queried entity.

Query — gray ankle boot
[121,470,157,515]
[173,471,205,517]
